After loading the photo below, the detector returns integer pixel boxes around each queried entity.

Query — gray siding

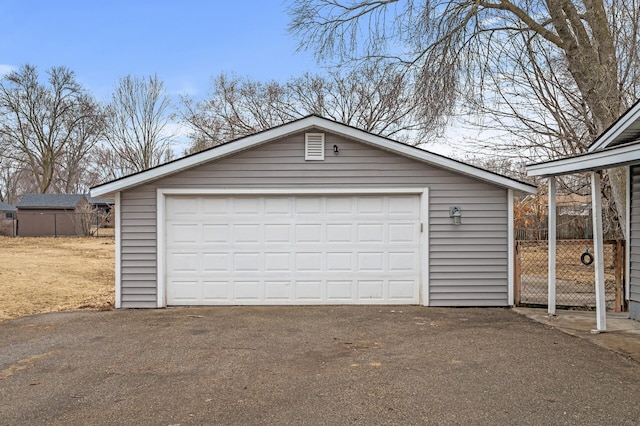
[119,130,509,308]
[629,166,640,319]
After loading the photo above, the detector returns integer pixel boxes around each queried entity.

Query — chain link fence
[0,211,114,237]
[515,240,625,311]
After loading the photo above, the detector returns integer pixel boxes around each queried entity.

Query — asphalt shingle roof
[0,201,17,211]
[88,197,114,205]
[17,194,87,209]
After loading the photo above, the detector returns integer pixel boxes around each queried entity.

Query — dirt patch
[0,237,115,321]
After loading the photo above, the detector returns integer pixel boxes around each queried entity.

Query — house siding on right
[630,165,640,320]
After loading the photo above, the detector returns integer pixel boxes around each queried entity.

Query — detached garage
[90,115,536,308]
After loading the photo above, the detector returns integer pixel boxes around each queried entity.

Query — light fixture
[333,144,339,154]
[449,206,462,225]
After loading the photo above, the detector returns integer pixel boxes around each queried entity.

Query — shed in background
[16,194,89,237]
[0,201,17,236]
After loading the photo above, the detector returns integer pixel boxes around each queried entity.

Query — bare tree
[288,0,640,237]
[104,75,174,173]
[55,98,106,193]
[86,144,146,185]
[180,63,430,153]
[0,65,103,194]
[0,157,35,204]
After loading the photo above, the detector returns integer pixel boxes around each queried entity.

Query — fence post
[614,240,624,313]
[514,241,521,305]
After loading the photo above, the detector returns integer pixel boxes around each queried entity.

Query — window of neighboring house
[5,212,14,219]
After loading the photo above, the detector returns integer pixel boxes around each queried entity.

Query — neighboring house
[89,197,115,228]
[16,194,89,237]
[527,99,640,327]
[0,201,17,236]
[91,115,536,309]
[88,197,114,215]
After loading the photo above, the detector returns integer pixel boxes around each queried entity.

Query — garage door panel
[166,252,199,273]
[264,197,290,214]
[326,197,352,214]
[265,281,291,300]
[357,224,384,243]
[202,252,229,272]
[233,198,260,214]
[234,281,261,300]
[357,197,384,214]
[234,253,261,271]
[202,281,230,301]
[170,197,200,216]
[165,194,421,305]
[295,224,323,243]
[326,224,352,242]
[264,252,291,272]
[295,252,322,272]
[170,280,200,303]
[358,280,384,300]
[202,197,229,215]
[389,196,419,213]
[296,197,322,214]
[265,224,291,243]
[388,223,417,243]
[203,224,230,243]
[296,281,323,300]
[358,252,385,271]
[326,280,353,300]
[234,224,260,243]
[167,223,199,244]
[326,252,353,271]
[389,252,419,271]
[389,280,418,300]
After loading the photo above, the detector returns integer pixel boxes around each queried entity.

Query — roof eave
[588,100,640,152]
[91,118,320,197]
[527,142,640,177]
[91,116,537,197]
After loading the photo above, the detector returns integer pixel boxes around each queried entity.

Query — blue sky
[0,0,318,100]
[0,0,464,155]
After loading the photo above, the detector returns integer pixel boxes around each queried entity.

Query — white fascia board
[91,115,537,196]
[157,187,426,196]
[527,142,640,177]
[589,103,640,152]
[90,118,320,197]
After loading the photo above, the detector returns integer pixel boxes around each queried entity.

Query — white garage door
[165,194,422,305]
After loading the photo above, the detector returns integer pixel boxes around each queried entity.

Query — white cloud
[0,64,16,76]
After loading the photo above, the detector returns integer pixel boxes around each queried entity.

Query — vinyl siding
[629,166,640,316]
[119,130,509,307]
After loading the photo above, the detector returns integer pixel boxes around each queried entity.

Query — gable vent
[305,133,325,161]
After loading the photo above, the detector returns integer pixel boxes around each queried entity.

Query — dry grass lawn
[0,236,114,322]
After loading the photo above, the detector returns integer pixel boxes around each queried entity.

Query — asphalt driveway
[1,306,639,425]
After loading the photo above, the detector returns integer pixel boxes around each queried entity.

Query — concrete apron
[513,307,640,363]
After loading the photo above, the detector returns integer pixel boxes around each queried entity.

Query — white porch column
[591,172,607,331]
[548,177,557,315]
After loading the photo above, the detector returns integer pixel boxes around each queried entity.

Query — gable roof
[588,98,640,152]
[91,115,536,197]
[17,194,87,209]
[0,201,17,211]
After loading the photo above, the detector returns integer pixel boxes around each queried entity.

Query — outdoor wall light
[449,206,462,225]
[333,144,339,154]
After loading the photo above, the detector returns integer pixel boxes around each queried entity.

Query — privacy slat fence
[515,240,626,312]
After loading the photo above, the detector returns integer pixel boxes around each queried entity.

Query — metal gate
[514,240,626,311]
